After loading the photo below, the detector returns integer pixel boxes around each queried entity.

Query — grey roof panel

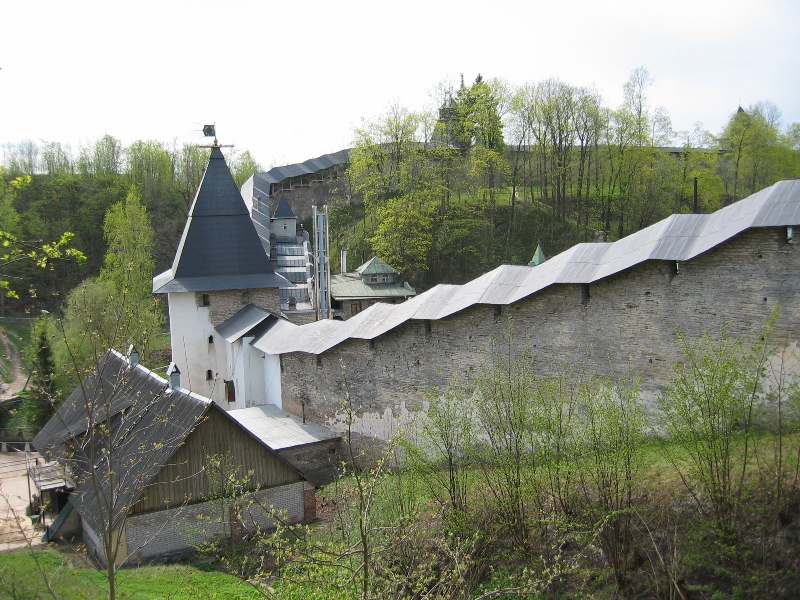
[153,147,283,294]
[255,180,800,356]
[227,405,338,451]
[272,195,297,219]
[216,304,273,343]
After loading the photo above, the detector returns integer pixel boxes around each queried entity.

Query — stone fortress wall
[278,227,800,439]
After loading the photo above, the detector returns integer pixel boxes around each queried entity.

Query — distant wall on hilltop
[278,227,800,438]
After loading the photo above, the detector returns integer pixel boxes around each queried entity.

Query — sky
[1,0,798,170]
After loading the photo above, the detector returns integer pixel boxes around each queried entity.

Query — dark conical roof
[153,147,288,293]
[272,195,296,219]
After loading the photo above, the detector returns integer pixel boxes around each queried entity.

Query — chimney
[126,344,139,368]
[340,242,347,274]
[166,362,181,390]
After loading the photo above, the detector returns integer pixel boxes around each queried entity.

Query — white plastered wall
[167,292,226,405]
[264,353,282,408]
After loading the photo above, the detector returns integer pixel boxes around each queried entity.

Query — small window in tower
[224,380,236,403]
[201,293,210,306]
[283,224,287,229]
[208,335,214,344]
[206,369,213,380]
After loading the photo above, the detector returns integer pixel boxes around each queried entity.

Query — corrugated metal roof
[32,350,307,532]
[154,147,288,294]
[256,179,800,356]
[227,405,338,450]
[33,351,213,531]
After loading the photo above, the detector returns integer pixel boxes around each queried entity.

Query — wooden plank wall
[131,408,301,514]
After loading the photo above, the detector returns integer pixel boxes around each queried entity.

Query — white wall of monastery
[168,292,226,405]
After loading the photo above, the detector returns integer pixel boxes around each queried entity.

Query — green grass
[0,549,266,600]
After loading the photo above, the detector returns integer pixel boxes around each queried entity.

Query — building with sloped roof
[32,350,326,566]
[330,256,416,319]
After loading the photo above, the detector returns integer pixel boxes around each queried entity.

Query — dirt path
[0,331,27,401]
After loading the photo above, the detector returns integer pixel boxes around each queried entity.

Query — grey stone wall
[273,180,345,222]
[280,228,800,438]
[123,481,311,564]
[206,288,281,326]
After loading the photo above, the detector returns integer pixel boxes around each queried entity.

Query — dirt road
[0,330,27,401]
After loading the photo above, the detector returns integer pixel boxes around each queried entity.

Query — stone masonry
[206,288,282,326]
[279,228,799,439]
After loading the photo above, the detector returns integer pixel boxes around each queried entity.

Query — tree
[368,194,433,281]
[18,317,60,430]
[54,188,162,382]
[659,312,776,536]
[227,148,262,189]
[407,385,475,518]
[1,172,85,301]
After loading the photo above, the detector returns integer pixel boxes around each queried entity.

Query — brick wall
[123,481,311,564]
[280,228,800,438]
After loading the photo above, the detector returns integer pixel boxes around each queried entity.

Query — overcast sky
[1,0,798,170]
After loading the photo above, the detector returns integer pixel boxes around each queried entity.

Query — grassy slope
[0,550,265,600]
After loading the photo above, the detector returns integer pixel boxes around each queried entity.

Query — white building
[152,145,289,409]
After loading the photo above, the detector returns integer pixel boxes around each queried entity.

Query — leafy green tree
[659,312,776,536]
[407,385,475,519]
[368,194,433,281]
[54,188,163,382]
[575,376,646,587]
[100,188,156,303]
[40,141,75,175]
[227,148,262,189]
[18,317,60,430]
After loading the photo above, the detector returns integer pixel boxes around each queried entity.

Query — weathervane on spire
[199,124,233,149]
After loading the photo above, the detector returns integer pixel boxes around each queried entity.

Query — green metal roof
[528,243,546,266]
[355,256,399,275]
[330,273,415,301]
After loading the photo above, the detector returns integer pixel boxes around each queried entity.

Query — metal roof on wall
[251,149,350,188]
[255,179,800,357]
[227,405,338,450]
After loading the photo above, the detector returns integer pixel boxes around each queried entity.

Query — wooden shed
[33,350,314,566]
